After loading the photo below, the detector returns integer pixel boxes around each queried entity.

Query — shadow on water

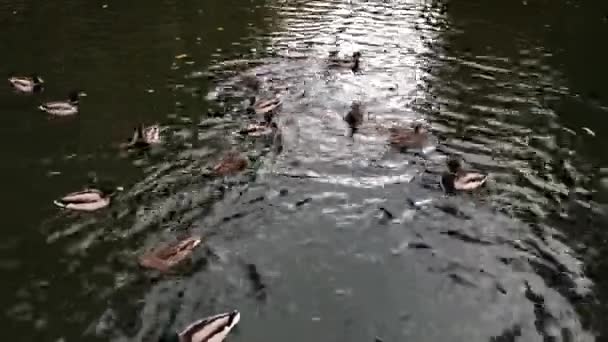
[1,0,608,341]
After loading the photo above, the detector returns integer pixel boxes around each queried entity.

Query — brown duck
[212,152,249,176]
[247,95,282,123]
[388,123,430,150]
[53,186,123,212]
[139,236,202,272]
[238,121,278,137]
[440,158,488,193]
[344,101,364,136]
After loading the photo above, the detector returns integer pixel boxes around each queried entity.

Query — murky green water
[1,0,608,341]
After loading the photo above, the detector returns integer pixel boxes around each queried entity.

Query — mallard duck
[247,95,282,122]
[123,124,161,148]
[212,152,249,176]
[328,51,361,72]
[388,123,430,150]
[440,158,488,193]
[238,121,278,137]
[160,311,240,342]
[8,74,44,93]
[344,101,364,135]
[240,74,260,92]
[139,236,202,273]
[53,186,123,211]
[39,91,81,116]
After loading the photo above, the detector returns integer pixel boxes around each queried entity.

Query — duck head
[68,91,81,104]
[447,158,462,174]
[351,51,362,72]
[31,74,44,85]
[413,123,427,134]
[88,174,124,196]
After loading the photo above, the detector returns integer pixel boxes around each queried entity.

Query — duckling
[212,151,249,176]
[8,74,44,93]
[328,51,361,72]
[139,236,202,273]
[123,124,161,149]
[389,123,430,150]
[440,158,488,193]
[247,95,282,121]
[53,186,123,211]
[344,101,364,136]
[39,91,81,116]
[160,310,240,342]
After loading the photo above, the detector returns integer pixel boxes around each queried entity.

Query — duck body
[440,158,488,193]
[39,91,80,116]
[344,102,363,135]
[388,124,430,150]
[238,122,278,137]
[139,236,201,273]
[247,95,282,122]
[9,74,44,93]
[212,152,249,176]
[160,311,241,342]
[54,189,111,211]
[328,51,361,72]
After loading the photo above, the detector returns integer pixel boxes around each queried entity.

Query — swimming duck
[212,151,249,176]
[240,74,260,92]
[8,74,44,93]
[344,101,364,135]
[328,51,361,72]
[160,311,241,342]
[53,186,123,211]
[247,95,282,122]
[39,91,81,116]
[238,121,278,137]
[123,124,161,148]
[388,123,430,150]
[440,158,488,193]
[139,236,202,273]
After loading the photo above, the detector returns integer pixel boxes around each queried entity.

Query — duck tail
[53,199,67,208]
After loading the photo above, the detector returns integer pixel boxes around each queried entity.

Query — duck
[123,124,161,149]
[328,51,361,72]
[53,186,123,212]
[139,236,202,273]
[388,123,430,150]
[212,151,249,176]
[160,310,240,342]
[247,95,282,122]
[238,121,278,137]
[240,74,260,92]
[8,74,44,93]
[440,158,488,193]
[344,101,364,135]
[39,91,81,116]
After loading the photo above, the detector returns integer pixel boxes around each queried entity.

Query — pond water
[1,0,608,341]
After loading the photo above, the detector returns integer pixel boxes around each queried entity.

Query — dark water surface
[1,0,608,341]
